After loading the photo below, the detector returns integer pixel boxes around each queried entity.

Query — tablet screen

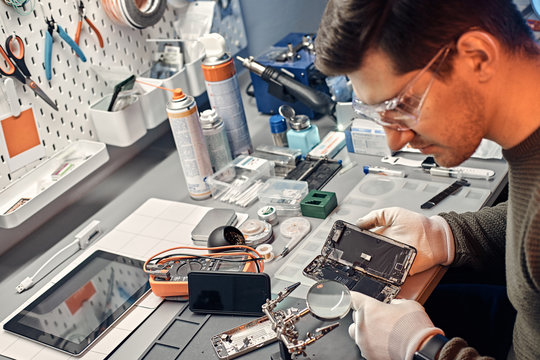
[3,250,150,356]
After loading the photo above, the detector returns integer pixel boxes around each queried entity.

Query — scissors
[0,34,58,111]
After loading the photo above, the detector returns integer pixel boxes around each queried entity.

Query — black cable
[148,253,263,272]
[245,82,255,97]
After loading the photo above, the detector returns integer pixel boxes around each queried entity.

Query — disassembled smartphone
[303,220,416,303]
[211,315,278,359]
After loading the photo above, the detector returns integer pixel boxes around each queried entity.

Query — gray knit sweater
[438,126,540,360]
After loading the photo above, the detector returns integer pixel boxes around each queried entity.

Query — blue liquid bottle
[286,114,320,156]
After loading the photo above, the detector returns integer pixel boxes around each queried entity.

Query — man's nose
[384,128,415,151]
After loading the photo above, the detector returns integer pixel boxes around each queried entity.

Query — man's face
[348,48,487,167]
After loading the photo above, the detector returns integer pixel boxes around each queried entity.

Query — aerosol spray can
[167,89,213,200]
[199,109,232,173]
[200,33,253,157]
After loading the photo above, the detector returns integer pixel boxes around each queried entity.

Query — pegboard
[0,0,181,190]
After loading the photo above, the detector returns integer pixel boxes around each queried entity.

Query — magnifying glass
[532,0,540,17]
[306,280,352,321]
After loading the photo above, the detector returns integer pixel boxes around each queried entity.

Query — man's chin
[432,154,468,168]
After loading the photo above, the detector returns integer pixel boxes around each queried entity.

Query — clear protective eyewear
[352,45,451,131]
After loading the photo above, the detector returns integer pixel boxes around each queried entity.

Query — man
[315,1,540,359]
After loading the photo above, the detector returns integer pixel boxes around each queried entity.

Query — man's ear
[455,31,499,82]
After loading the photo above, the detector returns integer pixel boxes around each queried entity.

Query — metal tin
[201,54,253,157]
[167,89,213,200]
[199,109,232,173]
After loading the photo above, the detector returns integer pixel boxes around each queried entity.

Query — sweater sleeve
[439,338,494,360]
[439,202,507,270]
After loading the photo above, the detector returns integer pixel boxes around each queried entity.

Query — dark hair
[315,0,538,76]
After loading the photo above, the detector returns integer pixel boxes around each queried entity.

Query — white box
[135,77,168,129]
[345,118,391,156]
[90,94,147,147]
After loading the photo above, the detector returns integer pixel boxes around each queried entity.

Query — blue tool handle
[57,25,87,62]
[45,31,53,80]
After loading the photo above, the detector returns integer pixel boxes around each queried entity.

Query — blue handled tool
[44,16,87,81]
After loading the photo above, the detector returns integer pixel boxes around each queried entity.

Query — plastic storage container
[89,94,147,147]
[206,155,275,201]
[257,178,309,216]
[0,140,109,228]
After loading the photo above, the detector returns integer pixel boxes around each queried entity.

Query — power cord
[16,220,101,293]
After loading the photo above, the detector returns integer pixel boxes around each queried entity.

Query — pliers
[44,16,87,81]
[75,1,104,48]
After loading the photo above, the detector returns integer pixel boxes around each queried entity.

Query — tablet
[3,250,150,356]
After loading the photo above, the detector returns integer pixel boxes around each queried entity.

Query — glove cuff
[429,215,455,266]
[405,327,445,360]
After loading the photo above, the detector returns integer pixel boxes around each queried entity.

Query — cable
[4,0,35,16]
[150,253,264,273]
[16,239,79,293]
[245,82,255,97]
[144,245,265,274]
[15,220,101,293]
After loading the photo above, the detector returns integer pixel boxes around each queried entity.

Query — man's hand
[356,207,455,275]
[348,291,444,360]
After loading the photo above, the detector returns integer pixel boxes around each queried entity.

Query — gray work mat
[273,174,490,290]
[138,303,210,360]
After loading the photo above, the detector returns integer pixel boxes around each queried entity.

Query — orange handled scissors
[0,34,58,111]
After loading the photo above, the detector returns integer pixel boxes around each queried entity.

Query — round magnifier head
[306,280,352,321]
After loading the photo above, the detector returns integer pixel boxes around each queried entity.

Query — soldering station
[0,1,519,359]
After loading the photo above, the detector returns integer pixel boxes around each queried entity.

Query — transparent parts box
[303,220,416,303]
[257,178,308,216]
[206,155,274,200]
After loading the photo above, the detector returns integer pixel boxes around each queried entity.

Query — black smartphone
[107,75,136,111]
[188,271,271,316]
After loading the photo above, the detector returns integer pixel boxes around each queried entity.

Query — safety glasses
[352,45,451,131]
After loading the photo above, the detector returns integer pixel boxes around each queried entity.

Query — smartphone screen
[188,271,271,316]
[107,75,136,111]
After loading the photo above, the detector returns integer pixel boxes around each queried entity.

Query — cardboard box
[344,119,391,156]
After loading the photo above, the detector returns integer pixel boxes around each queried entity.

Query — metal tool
[263,281,340,359]
[44,13,87,80]
[237,55,335,116]
[420,179,470,209]
[275,34,315,62]
[0,34,58,111]
[74,0,104,48]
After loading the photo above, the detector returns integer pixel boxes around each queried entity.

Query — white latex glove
[356,207,454,275]
[348,291,444,360]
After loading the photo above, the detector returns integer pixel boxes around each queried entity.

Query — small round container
[255,244,275,261]
[238,219,273,246]
[257,205,279,225]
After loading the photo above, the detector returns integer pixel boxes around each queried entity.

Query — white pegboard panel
[0,0,182,190]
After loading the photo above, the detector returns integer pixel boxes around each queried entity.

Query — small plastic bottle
[269,114,288,147]
[286,114,320,156]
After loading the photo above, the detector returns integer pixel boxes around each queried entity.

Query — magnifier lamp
[264,280,352,360]
[532,0,540,16]
[306,280,352,321]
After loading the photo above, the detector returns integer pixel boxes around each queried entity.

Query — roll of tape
[102,0,167,29]
[256,244,274,261]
